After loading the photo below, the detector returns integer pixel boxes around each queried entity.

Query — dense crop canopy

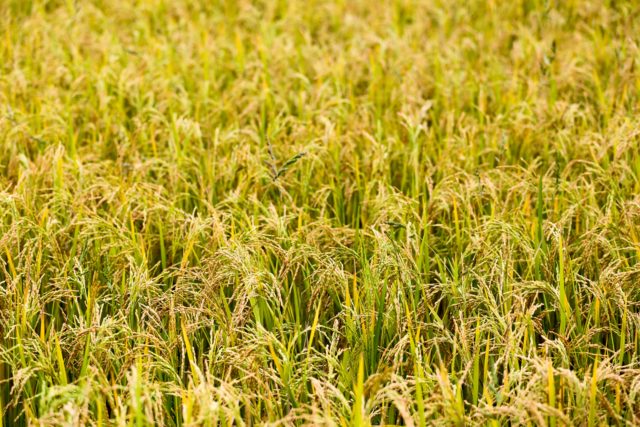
[1,0,639,425]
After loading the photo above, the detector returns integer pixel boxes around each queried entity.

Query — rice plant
[1,0,639,425]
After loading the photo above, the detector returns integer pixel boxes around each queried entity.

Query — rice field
[1,0,640,425]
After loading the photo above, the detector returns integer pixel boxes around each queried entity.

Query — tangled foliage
[1,0,640,425]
